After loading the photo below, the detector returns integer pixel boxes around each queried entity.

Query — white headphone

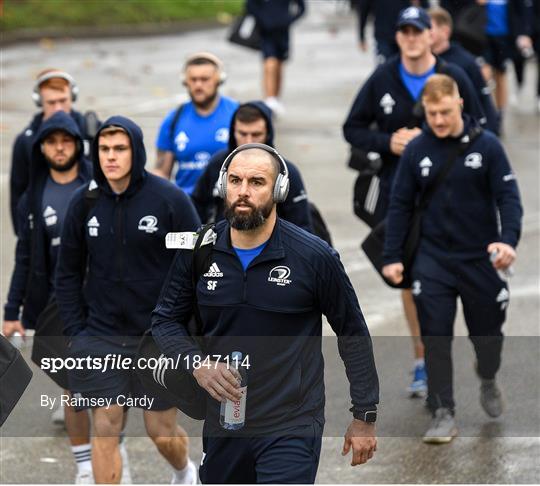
[181,52,227,85]
[216,143,290,203]
[32,70,79,107]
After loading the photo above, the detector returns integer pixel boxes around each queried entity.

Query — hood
[423,112,480,140]
[91,115,146,196]
[228,101,275,151]
[30,111,86,184]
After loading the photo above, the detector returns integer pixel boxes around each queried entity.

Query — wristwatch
[351,407,377,423]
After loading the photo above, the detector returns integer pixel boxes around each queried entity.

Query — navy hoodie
[383,115,522,264]
[4,112,92,328]
[10,110,96,235]
[55,116,201,338]
[190,101,313,232]
[152,218,379,434]
[247,0,305,31]
[343,55,487,200]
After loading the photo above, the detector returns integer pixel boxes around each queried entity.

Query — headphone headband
[32,70,79,107]
[216,143,290,203]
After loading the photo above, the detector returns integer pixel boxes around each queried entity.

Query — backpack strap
[168,104,185,146]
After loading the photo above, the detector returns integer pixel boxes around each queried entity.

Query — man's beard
[45,153,78,172]
[191,90,218,111]
[224,197,274,231]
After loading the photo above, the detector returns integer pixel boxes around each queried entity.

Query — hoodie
[55,116,201,338]
[383,115,522,264]
[190,101,313,232]
[4,111,92,328]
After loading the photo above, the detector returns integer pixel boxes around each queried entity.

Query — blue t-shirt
[486,0,508,36]
[233,241,268,271]
[399,63,436,101]
[156,96,239,194]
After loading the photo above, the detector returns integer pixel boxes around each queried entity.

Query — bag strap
[168,103,185,146]
[190,223,216,336]
[417,125,482,212]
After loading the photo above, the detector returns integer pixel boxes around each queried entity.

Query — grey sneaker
[423,408,458,444]
[480,379,504,418]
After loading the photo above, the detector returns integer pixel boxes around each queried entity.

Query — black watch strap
[351,407,377,423]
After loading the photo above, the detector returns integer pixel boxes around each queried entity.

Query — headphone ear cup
[71,84,79,102]
[273,173,290,203]
[32,91,42,108]
[219,70,227,85]
[218,171,227,199]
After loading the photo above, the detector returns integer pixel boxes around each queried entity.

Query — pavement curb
[0,19,227,46]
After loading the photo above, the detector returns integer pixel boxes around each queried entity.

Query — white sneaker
[171,459,198,484]
[75,470,94,484]
[120,442,133,484]
[51,402,65,426]
[264,97,286,117]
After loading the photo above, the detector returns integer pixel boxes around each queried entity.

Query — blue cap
[396,6,431,31]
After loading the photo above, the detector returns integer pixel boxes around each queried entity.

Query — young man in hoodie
[191,101,312,232]
[10,69,99,235]
[343,6,487,398]
[152,144,379,484]
[56,116,201,484]
[3,111,95,484]
[154,52,238,194]
[383,74,522,443]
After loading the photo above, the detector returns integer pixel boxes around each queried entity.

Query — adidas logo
[43,206,58,226]
[43,206,56,217]
[87,216,100,237]
[496,288,509,303]
[203,262,223,278]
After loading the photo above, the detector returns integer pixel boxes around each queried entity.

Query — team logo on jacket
[496,288,509,311]
[419,157,433,177]
[215,128,229,143]
[380,93,396,115]
[87,216,100,237]
[43,206,58,226]
[412,280,422,296]
[464,152,483,169]
[204,262,223,278]
[138,215,158,233]
[268,266,292,287]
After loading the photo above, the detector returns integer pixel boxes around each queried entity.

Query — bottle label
[224,386,247,425]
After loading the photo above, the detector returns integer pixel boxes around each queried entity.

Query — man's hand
[342,419,377,466]
[154,150,174,180]
[487,242,516,270]
[192,361,242,403]
[2,320,26,339]
[382,262,404,285]
[390,128,422,156]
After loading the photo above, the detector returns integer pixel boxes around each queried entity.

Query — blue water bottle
[220,351,247,430]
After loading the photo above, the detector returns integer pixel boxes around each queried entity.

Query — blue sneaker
[407,363,427,397]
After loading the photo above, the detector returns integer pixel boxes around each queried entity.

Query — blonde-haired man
[383,74,522,443]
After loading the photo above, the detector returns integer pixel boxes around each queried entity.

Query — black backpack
[0,335,33,427]
[136,224,216,420]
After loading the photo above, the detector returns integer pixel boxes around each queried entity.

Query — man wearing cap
[10,69,100,235]
[154,52,239,195]
[152,143,379,483]
[343,5,486,399]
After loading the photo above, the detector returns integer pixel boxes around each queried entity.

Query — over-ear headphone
[216,143,290,203]
[32,70,79,107]
[181,52,227,86]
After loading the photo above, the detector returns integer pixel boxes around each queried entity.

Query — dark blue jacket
[247,0,305,31]
[4,112,92,328]
[152,218,379,434]
[439,42,500,135]
[343,55,487,199]
[383,116,522,264]
[357,0,429,43]
[10,110,96,235]
[191,101,313,232]
[55,116,201,338]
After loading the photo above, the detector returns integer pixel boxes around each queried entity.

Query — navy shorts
[261,27,290,60]
[67,335,173,411]
[199,420,323,484]
[483,35,512,73]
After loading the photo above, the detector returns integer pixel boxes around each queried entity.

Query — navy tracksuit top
[383,116,522,264]
[152,219,379,433]
[55,116,201,338]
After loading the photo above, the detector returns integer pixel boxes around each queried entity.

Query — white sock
[72,443,92,474]
[172,459,194,483]
[414,358,425,368]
